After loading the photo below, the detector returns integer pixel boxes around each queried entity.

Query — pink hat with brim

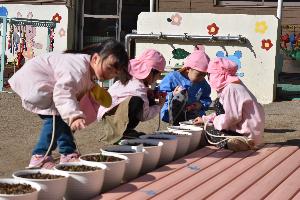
[207,57,240,91]
[129,49,166,79]
[184,46,210,72]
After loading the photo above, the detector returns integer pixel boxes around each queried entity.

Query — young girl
[97,49,166,144]
[159,46,212,125]
[8,39,130,168]
[193,57,265,151]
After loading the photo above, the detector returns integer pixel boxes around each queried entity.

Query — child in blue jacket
[159,46,212,125]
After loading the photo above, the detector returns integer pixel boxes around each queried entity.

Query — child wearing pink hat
[194,57,265,151]
[97,49,166,143]
[159,46,212,125]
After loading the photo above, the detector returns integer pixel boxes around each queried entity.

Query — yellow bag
[89,84,112,108]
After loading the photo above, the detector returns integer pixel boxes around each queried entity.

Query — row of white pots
[0,152,124,200]
[0,123,203,200]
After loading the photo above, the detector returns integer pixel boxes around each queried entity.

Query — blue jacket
[159,71,212,123]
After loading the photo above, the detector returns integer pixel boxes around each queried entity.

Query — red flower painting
[207,23,219,35]
[261,39,273,51]
[52,13,62,23]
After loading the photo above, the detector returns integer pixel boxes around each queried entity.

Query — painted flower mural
[59,28,66,37]
[0,6,8,17]
[255,21,268,34]
[261,39,273,51]
[207,23,219,35]
[52,13,62,23]
[167,13,182,26]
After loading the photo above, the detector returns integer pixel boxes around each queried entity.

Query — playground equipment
[0,17,58,92]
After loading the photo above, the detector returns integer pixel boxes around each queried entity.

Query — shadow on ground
[264,128,296,134]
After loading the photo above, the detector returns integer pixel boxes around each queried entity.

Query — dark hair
[151,69,161,76]
[65,39,131,84]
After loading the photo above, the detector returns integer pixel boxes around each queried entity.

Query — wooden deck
[93,144,300,200]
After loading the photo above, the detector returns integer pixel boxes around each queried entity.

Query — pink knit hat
[207,57,240,92]
[129,49,166,79]
[184,45,210,72]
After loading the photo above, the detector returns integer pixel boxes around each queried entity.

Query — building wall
[158,0,300,73]
[158,0,300,33]
[136,12,279,103]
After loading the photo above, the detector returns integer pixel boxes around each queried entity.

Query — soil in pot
[0,183,36,195]
[56,165,101,172]
[163,131,185,136]
[146,136,172,140]
[128,142,157,147]
[17,172,64,179]
[81,154,123,162]
[168,126,191,131]
[107,150,136,153]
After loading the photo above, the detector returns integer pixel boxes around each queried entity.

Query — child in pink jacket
[194,57,265,151]
[97,49,166,144]
[8,39,130,168]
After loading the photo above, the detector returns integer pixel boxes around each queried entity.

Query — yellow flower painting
[255,21,268,34]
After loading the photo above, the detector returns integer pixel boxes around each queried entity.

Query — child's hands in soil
[193,117,204,125]
[158,95,166,108]
[71,118,86,132]
[186,102,202,111]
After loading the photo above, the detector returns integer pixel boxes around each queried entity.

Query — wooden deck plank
[151,150,255,200]
[167,144,279,200]
[264,167,300,200]
[94,146,218,200]
[123,149,234,200]
[236,148,300,200]
[204,146,299,200]
[292,190,300,200]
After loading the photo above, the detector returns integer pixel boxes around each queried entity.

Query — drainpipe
[125,33,247,58]
[150,0,154,12]
[277,0,283,19]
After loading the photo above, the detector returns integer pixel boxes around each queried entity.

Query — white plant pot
[54,162,106,200]
[79,152,128,192]
[163,129,192,160]
[168,125,203,153]
[0,178,41,200]
[101,145,145,181]
[140,133,177,166]
[179,120,203,128]
[120,139,163,174]
[13,169,69,200]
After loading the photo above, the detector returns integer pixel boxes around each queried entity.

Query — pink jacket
[8,52,94,125]
[97,78,160,121]
[212,83,265,145]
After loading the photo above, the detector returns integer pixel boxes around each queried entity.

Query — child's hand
[193,117,204,125]
[147,89,155,98]
[158,95,166,107]
[186,102,202,111]
[173,86,185,95]
[71,118,86,132]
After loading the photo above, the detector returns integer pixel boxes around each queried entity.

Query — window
[81,0,121,48]
[217,0,300,7]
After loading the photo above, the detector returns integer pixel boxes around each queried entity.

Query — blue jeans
[32,115,76,156]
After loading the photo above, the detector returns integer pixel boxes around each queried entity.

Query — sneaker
[60,152,80,164]
[28,154,55,169]
[227,137,256,152]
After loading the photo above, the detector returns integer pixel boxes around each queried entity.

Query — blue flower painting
[0,6,8,17]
